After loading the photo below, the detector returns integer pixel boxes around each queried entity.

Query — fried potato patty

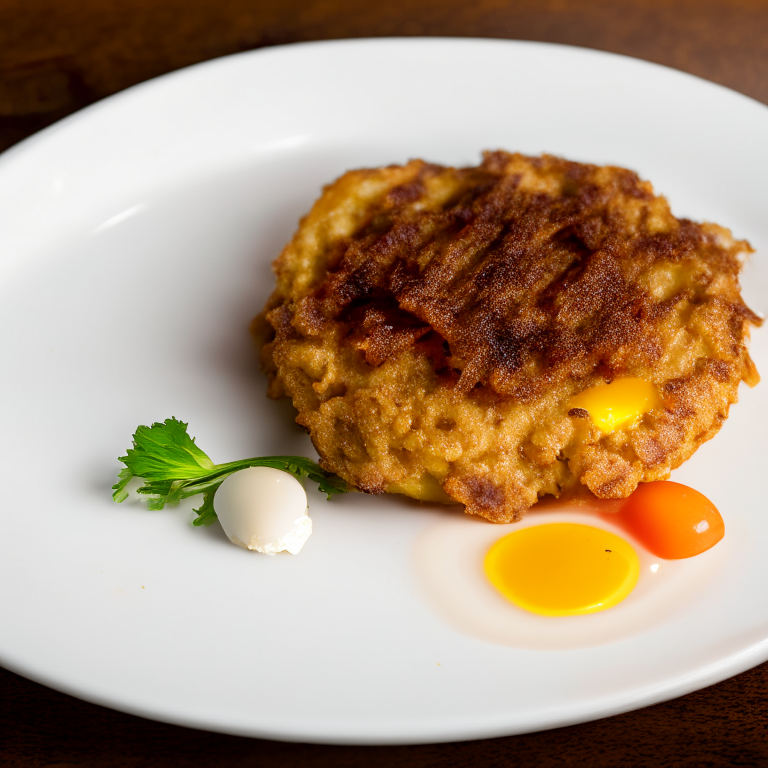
[259,152,761,522]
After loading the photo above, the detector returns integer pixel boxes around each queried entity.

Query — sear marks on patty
[259,152,761,523]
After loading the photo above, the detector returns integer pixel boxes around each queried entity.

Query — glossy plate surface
[0,39,766,744]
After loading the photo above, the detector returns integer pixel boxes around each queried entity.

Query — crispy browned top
[289,152,760,401]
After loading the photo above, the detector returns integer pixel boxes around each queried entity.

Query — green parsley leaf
[113,418,352,522]
[112,466,134,503]
[118,417,214,482]
[191,485,222,527]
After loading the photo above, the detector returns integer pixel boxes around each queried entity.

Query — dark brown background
[2,1,767,765]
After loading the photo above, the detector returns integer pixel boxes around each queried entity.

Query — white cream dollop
[214,466,311,554]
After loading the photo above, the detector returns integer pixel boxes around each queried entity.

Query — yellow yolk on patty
[570,378,662,433]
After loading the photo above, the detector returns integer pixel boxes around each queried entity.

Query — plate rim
[2,36,767,171]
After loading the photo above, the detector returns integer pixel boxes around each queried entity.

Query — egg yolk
[615,481,724,559]
[484,523,640,616]
[569,377,662,433]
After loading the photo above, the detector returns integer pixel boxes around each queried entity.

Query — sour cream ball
[215,467,311,554]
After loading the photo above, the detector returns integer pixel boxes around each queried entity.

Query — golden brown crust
[259,152,761,522]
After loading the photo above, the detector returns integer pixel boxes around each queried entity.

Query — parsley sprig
[113,418,350,526]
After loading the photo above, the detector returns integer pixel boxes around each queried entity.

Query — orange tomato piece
[617,481,724,559]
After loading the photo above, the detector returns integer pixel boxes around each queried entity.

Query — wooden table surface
[2,1,767,765]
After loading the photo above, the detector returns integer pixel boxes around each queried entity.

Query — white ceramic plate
[0,39,766,746]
